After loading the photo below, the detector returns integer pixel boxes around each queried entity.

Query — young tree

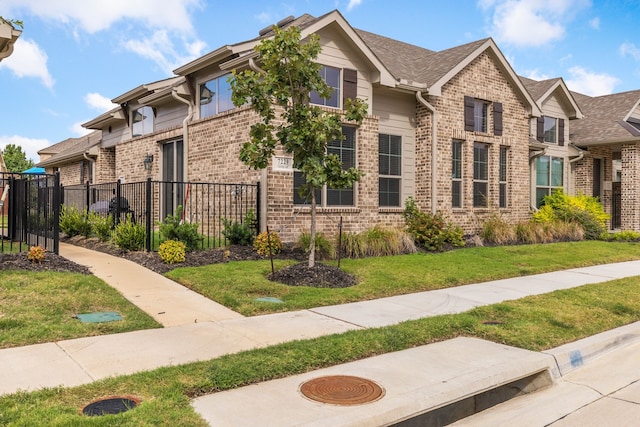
[230,25,367,268]
[2,144,34,172]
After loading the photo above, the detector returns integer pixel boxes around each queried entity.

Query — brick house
[36,10,636,240]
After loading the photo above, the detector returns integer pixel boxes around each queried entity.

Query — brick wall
[574,146,613,229]
[416,51,532,233]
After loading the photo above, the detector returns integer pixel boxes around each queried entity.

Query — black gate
[612,181,622,229]
[0,172,61,254]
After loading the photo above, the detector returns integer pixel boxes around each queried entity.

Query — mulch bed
[2,236,356,288]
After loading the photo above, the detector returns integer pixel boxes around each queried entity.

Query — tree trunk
[308,190,316,268]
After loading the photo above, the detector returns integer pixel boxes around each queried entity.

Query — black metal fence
[0,172,61,254]
[62,179,260,251]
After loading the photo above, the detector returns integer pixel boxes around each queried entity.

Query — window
[379,134,402,207]
[544,117,557,143]
[293,126,356,206]
[499,146,508,208]
[473,142,489,207]
[452,140,463,208]
[310,65,340,108]
[200,74,234,119]
[464,96,490,133]
[536,156,563,207]
[537,116,565,145]
[132,106,153,137]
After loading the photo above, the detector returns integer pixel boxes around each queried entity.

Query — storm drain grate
[82,396,140,416]
[300,375,385,405]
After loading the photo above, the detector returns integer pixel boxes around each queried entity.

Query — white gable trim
[538,79,583,119]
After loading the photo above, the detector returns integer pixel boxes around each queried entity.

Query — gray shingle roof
[519,76,561,101]
[37,131,102,167]
[571,90,640,145]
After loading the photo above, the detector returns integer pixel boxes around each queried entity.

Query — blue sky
[1,0,639,162]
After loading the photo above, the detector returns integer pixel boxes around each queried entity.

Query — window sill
[293,206,361,214]
[379,207,403,213]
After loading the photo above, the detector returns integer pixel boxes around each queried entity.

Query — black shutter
[536,116,545,142]
[558,119,565,146]
[493,102,503,136]
[464,96,475,131]
[343,68,357,106]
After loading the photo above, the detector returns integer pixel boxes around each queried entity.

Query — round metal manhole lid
[82,396,140,416]
[300,375,385,405]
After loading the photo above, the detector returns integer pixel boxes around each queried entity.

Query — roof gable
[520,76,583,119]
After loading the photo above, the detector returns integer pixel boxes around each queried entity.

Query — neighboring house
[37,10,639,239]
[570,89,640,230]
[37,131,101,185]
[519,77,584,209]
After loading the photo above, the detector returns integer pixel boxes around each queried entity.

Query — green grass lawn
[0,270,162,349]
[1,275,639,426]
[167,241,640,315]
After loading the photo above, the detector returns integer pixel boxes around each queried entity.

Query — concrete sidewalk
[2,245,640,424]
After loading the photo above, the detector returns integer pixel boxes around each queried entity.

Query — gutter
[171,90,194,181]
[416,91,438,214]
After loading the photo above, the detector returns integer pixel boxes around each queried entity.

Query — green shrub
[221,209,256,246]
[158,206,201,251]
[113,215,146,251]
[59,206,91,237]
[297,232,336,260]
[403,197,465,251]
[480,212,517,245]
[158,240,186,264]
[253,231,283,256]
[533,190,609,240]
[606,230,640,241]
[89,212,112,242]
[340,226,417,258]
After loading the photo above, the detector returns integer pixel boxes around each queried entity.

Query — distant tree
[2,144,34,172]
[230,25,367,268]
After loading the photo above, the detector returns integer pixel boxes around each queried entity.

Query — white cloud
[525,69,552,81]
[1,0,203,34]
[0,135,51,163]
[620,42,640,61]
[123,30,205,75]
[347,0,363,11]
[480,0,590,47]
[69,122,93,137]
[588,16,600,30]
[0,38,54,88]
[85,93,117,112]
[565,66,619,96]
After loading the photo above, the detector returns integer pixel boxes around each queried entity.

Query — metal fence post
[255,181,261,234]
[53,172,61,254]
[145,178,152,251]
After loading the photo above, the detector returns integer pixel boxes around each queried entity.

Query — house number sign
[273,156,293,172]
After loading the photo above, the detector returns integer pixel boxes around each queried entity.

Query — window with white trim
[378,134,401,207]
[200,74,234,119]
[132,106,153,137]
[293,126,356,206]
[499,146,508,208]
[452,140,463,208]
[473,142,489,207]
[310,65,340,108]
[536,156,563,207]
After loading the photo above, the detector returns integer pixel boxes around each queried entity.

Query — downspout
[172,90,193,181]
[83,152,95,184]
[416,91,438,214]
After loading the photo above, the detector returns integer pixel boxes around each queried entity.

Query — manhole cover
[82,396,139,416]
[300,375,385,405]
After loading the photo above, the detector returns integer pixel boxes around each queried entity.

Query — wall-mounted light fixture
[143,154,154,171]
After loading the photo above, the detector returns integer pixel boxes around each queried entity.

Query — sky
[1,0,639,163]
